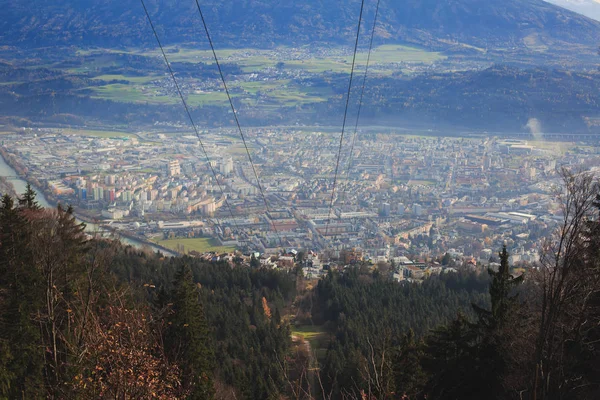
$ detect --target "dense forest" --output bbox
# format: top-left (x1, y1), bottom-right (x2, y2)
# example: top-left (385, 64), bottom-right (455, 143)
top-left (0, 185), bottom-right (295, 399)
top-left (1, 172), bottom-right (599, 399)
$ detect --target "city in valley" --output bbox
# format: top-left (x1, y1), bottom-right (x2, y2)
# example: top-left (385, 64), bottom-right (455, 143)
top-left (1, 126), bottom-right (597, 280)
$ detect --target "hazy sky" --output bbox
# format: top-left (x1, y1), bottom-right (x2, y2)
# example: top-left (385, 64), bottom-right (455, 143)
top-left (544, 0), bottom-right (600, 20)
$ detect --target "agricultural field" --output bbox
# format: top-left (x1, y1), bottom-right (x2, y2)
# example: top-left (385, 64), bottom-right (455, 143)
top-left (78, 44), bottom-right (444, 71)
top-left (88, 83), bottom-right (172, 104)
top-left (61, 129), bottom-right (139, 139)
top-left (47, 43), bottom-right (448, 115)
top-left (91, 74), bottom-right (159, 84)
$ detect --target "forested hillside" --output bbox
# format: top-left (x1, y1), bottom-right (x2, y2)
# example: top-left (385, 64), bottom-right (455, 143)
top-left (1, 175), bottom-right (599, 399)
top-left (317, 65), bottom-right (600, 132)
top-left (0, 187), bottom-right (495, 399)
top-left (2, 60), bottom-right (600, 133)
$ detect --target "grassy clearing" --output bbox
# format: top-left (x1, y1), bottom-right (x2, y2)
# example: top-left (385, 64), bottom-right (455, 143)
top-left (291, 325), bottom-right (329, 352)
top-left (225, 145), bottom-right (257, 155)
top-left (357, 44), bottom-right (445, 64)
top-left (408, 179), bottom-right (437, 186)
top-left (286, 45), bottom-right (444, 73)
top-left (80, 45), bottom-right (442, 74)
top-left (144, 47), bottom-right (257, 63)
top-left (234, 80), bottom-right (291, 94)
top-left (91, 74), bottom-right (159, 84)
top-left (156, 237), bottom-right (235, 254)
top-left (236, 80), bottom-right (331, 105)
top-left (89, 84), bottom-right (178, 105)
top-left (270, 90), bottom-right (328, 105)
top-left (89, 83), bottom-right (234, 106)
top-left (186, 92), bottom-right (230, 106)
top-left (238, 57), bottom-right (278, 72)
top-left (67, 54), bottom-right (126, 73)
top-left (62, 129), bottom-right (138, 139)
top-left (523, 34), bottom-right (549, 53)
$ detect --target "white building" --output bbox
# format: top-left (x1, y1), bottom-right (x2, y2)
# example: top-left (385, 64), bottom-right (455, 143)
top-left (168, 160), bottom-right (181, 176)
top-left (220, 158), bottom-right (233, 176)
top-left (413, 203), bottom-right (423, 216)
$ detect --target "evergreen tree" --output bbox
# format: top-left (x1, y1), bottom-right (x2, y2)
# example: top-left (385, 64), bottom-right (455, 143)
top-left (488, 245), bottom-right (523, 326)
top-left (0, 193), bottom-right (45, 398)
top-left (423, 314), bottom-right (481, 399)
top-left (17, 183), bottom-right (41, 211)
top-left (441, 252), bottom-right (451, 266)
top-left (250, 254), bottom-right (260, 268)
top-left (425, 247), bottom-right (524, 399)
top-left (392, 330), bottom-right (427, 398)
top-left (34, 203), bottom-right (88, 392)
top-left (165, 264), bottom-right (215, 399)
top-left (474, 245), bottom-right (523, 397)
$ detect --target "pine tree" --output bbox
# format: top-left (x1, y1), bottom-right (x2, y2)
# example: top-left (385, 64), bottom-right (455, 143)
top-left (441, 252), bottom-right (451, 266)
top-left (35, 203), bottom-right (88, 392)
top-left (17, 183), bottom-right (41, 211)
top-left (0, 193), bottom-right (45, 398)
top-left (474, 245), bottom-right (523, 328)
top-left (473, 245), bottom-right (523, 397)
top-left (423, 314), bottom-right (481, 399)
top-left (489, 245), bottom-right (523, 325)
top-left (165, 264), bottom-right (215, 399)
top-left (250, 254), bottom-right (260, 268)
top-left (392, 330), bottom-right (427, 398)
top-left (425, 247), bottom-right (524, 399)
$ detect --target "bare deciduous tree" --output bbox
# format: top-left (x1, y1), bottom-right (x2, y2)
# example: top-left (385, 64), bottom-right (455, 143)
top-left (531, 168), bottom-right (600, 400)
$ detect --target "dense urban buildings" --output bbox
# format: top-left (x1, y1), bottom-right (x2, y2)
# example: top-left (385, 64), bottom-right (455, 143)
top-left (1, 126), bottom-right (598, 278)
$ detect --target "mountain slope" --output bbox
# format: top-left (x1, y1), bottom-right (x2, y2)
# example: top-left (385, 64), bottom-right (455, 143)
top-left (1, 0), bottom-right (600, 52)
top-left (544, 0), bottom-right (600, 21)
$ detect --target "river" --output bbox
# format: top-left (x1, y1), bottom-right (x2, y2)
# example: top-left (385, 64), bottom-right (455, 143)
top-left (0, 153), bottom-right (175, 256)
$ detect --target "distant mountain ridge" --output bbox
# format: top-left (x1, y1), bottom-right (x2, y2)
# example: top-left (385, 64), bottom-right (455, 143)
top-left (1, 0), bottom-right (600, 52)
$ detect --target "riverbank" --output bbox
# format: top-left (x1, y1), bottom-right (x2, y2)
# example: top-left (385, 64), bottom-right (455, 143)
top-left (0, 149), bottom-right (176, 256)
top-left (0, 147), bottom-right (51, 207)
top-left (57, 209), bottom-right (178, 257)
top-left (0, 176), bottom-right (17, 198)
top-left (119, 230), bottom-right (180, 257)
